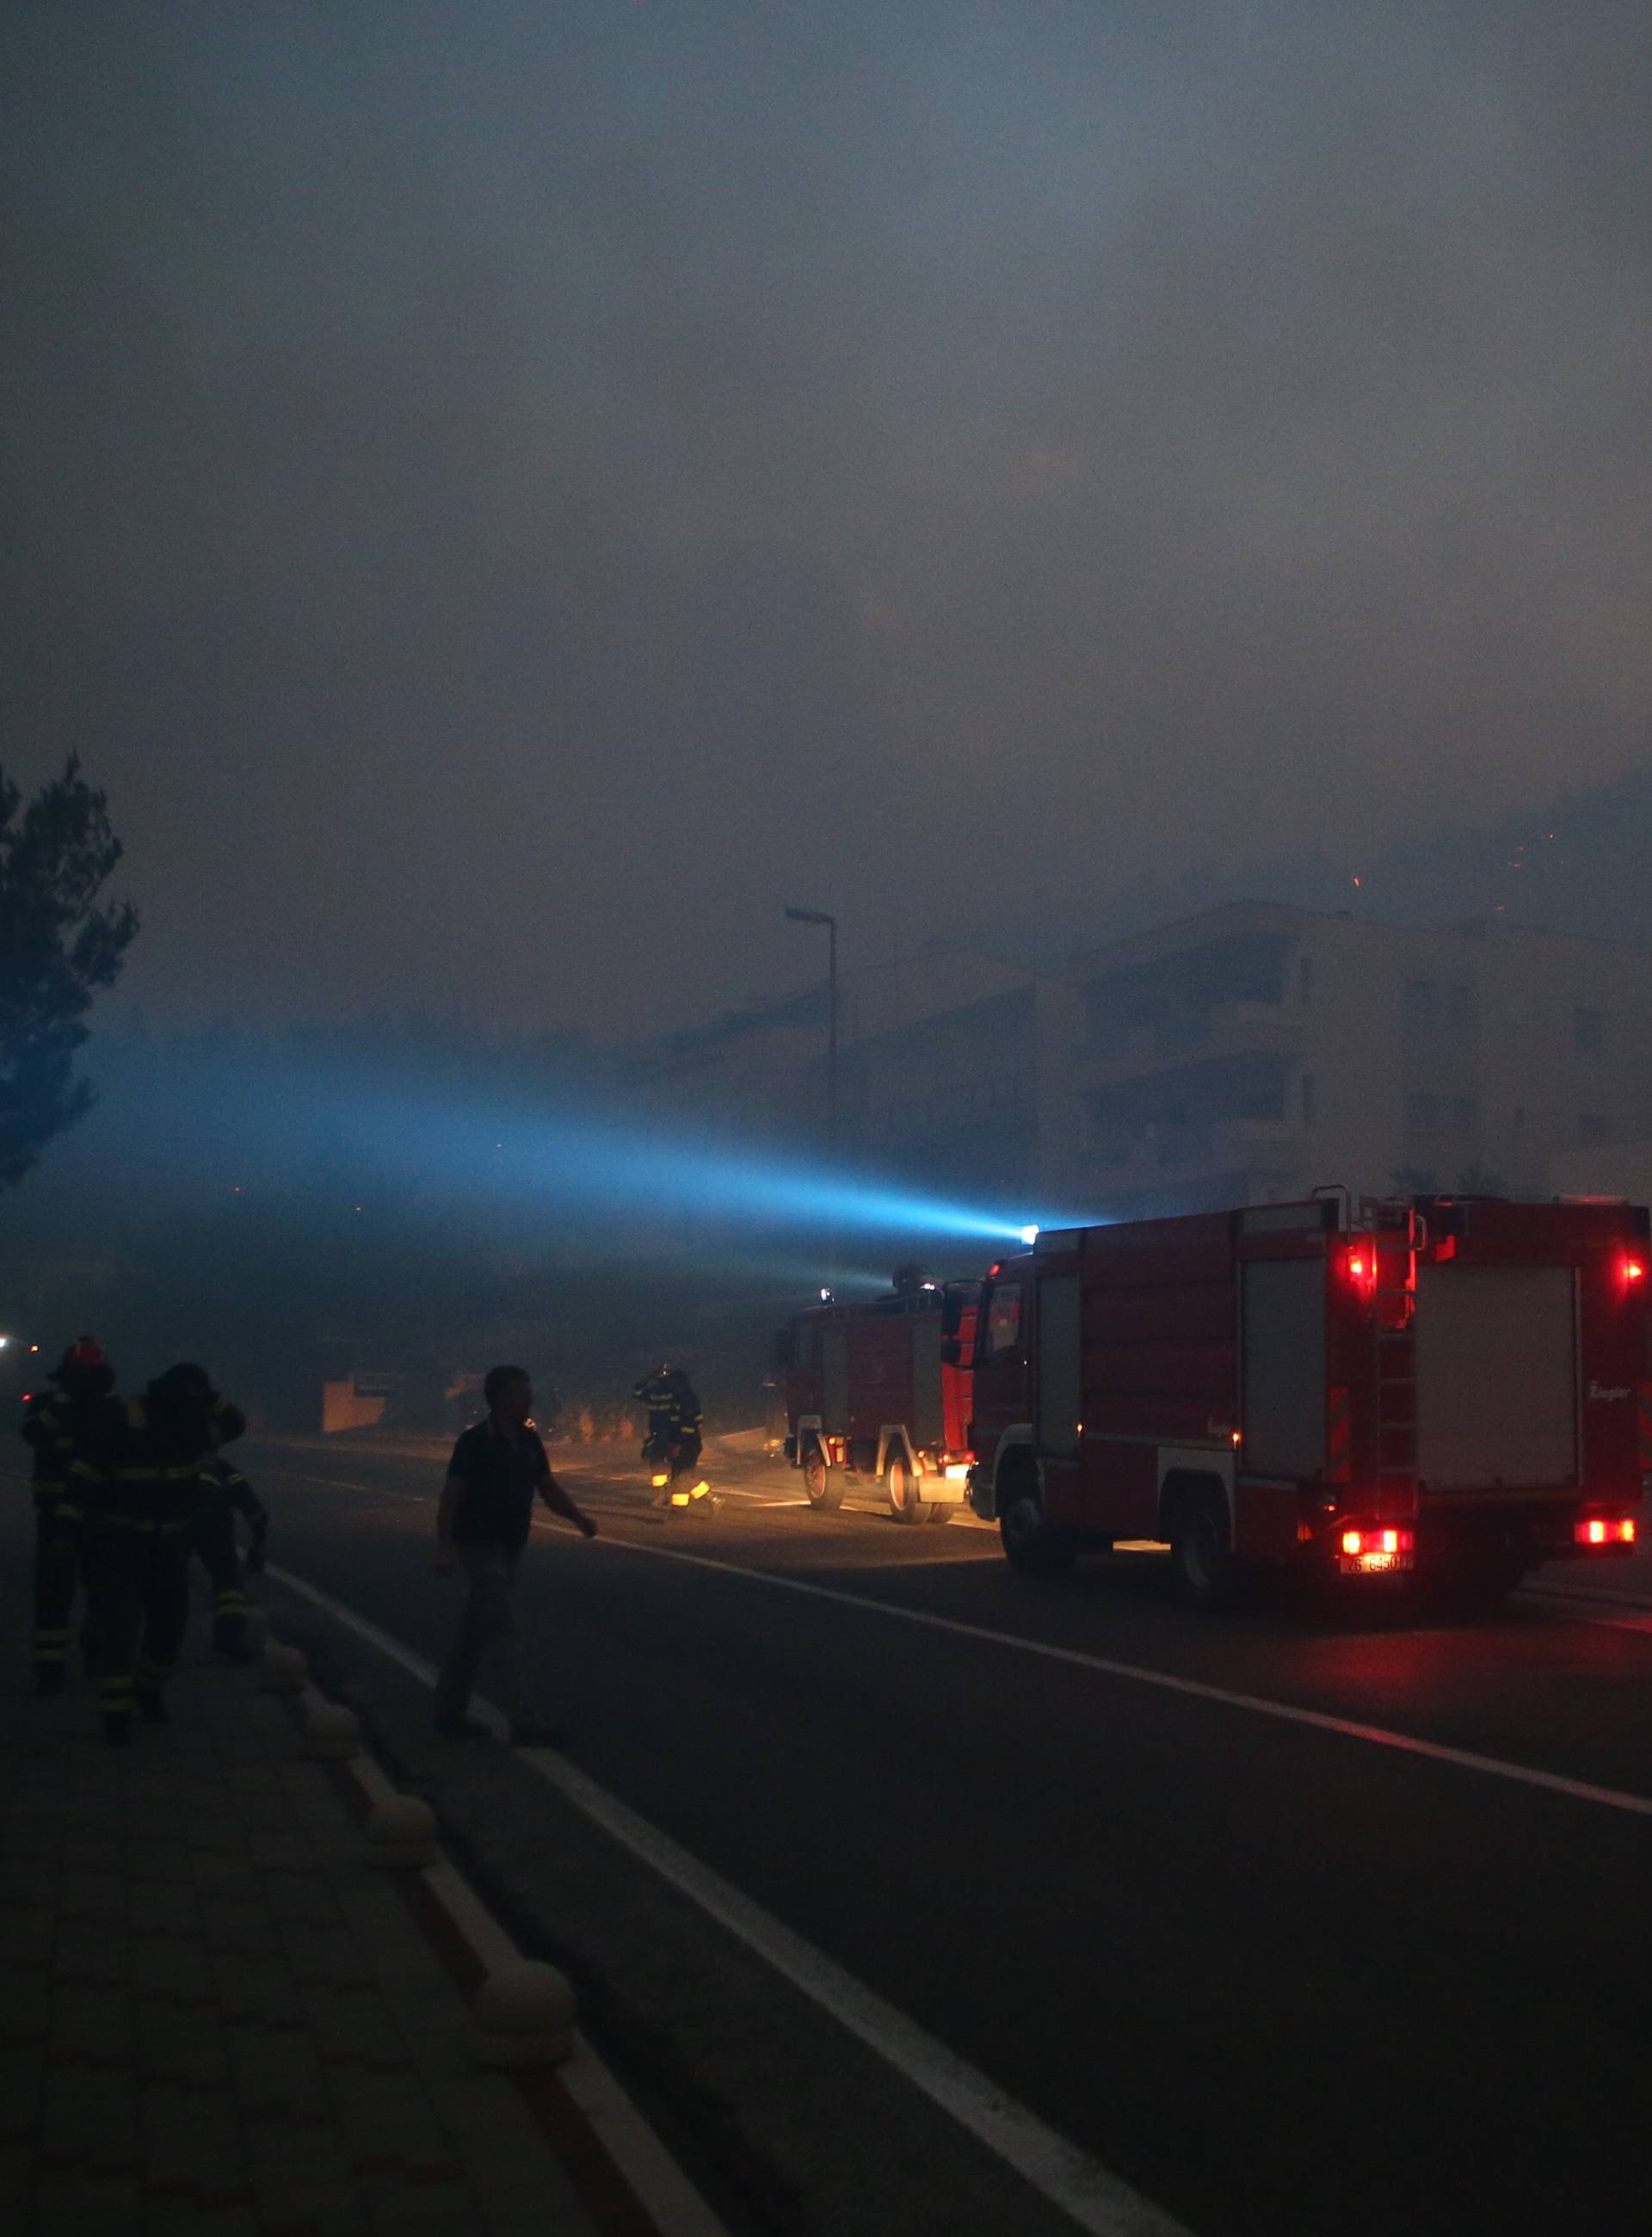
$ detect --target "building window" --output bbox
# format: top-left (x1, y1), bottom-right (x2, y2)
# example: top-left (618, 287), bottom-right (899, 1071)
top-left (1298, 954), bottom-right (1314, 1009)
top-left (1451, 1095), bottom-right (1478, 1135)
top-left (1301, 1073), bottom-right (1317, 1129)
top-left (1404, 980), bottom-right (1439, 1022)
top-left (1406, 1093), bottom-right (1440, 1135)
top-left (1579, 1113), bottom-right (1611, 1147)
top-left (1446, 983), bottom-right (1476, 1029)
top-left (1512, 1106), bottom-right (1526, 1132)
top-left (1575, 1008), bottom-right (1605, 1053)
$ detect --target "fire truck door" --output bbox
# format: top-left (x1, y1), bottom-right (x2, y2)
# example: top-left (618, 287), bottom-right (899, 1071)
top-left (822, 1325), bottom-right (848, 1433)
top-left (1242, 1259), bottom-right (1325, 1479)
top-left (1036, 1275), bottom-right (1082, 1458)
top-left (911, 1319), bottom-right (943, 1448)
top-left (1414, 1264), bottom-right (1577, 1488)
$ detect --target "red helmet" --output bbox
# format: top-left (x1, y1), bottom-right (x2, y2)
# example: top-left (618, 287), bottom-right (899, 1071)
top-left (63, 1337), bottom-right (108, 1370)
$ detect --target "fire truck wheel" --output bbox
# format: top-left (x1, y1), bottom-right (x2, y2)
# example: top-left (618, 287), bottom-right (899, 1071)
top-left (999, 1471), bottom-right (1076, 1576)
top-left (1168, 1482), bottom-right (1238, 1608)
top-left (802, 1443), bottom-right (842, 1511)
top-left (885, 1448), bottom-right (940, 1525)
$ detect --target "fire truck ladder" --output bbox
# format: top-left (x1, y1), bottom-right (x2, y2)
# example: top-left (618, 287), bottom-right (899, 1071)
top-left (1371, 1203), bottom-right (1420, 1513)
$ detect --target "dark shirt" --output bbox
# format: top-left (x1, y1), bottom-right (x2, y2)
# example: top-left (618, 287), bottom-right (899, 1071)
top-left (446, 1420), bottom-right (551, 1548)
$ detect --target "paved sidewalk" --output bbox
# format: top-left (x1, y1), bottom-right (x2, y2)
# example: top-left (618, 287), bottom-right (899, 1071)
top-left (0, 1554), bottom-right (603, 2237)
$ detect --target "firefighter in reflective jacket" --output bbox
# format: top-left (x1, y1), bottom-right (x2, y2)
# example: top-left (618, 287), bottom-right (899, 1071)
top-left (70, 1364), bottom-right (245, 1742)
top-left (193, 1447), bottom-right (269, 1661)
top-left (19, 1337), bottom-right (117, 1694)
top-left (632, 1364), bottom-right (716, 1513)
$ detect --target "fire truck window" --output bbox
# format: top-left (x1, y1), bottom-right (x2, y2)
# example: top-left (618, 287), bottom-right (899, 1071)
top-left (983, 1284), bottom-right (1023, 1358)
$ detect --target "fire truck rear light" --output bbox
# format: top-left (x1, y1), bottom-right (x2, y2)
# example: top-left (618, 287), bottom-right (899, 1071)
top-left (944, 1463), bottom-right (971, 1481)
top-left (1338, 1525), bottom-right (1416, 1573)
top-left (1576, 1517), bottom-right (1636, 1547)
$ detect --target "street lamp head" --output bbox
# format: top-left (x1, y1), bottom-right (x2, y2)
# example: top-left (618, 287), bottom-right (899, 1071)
top-left (784, 905), bottom-right (835, 927)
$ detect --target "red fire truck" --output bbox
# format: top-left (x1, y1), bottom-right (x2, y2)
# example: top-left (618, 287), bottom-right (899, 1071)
top-left (780, 1274), bottom-right (981, 1523)
top-left (966, 1196), bottom-right (1649, 1603)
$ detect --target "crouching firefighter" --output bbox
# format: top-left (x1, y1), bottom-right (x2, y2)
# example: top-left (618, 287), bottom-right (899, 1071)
top-left (20, 1337), bottom-right (117, 1695)
top-left (71, 1365), bottom-right (245, 1742)
top-left (632, 1363), bottom-right (717, 1514)
top-left (192, 1445), bottom-right (269, 1661)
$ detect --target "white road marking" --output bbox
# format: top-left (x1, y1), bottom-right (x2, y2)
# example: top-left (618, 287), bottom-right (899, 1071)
top-left (268, 1563), bottom-right (1190, 2237)
top-left (1516, 1589), bottom-right (1652, 1636)
top-left (1521, 1579), bottom-right (1652, 1616)
top-left (258, 1467), bottom-right (386, 1494)
top-left (522, 1531), bottom-right (1652, 1823)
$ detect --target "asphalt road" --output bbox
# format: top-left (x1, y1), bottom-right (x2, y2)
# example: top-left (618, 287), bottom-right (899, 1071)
top-left (237, 1429), bottom-right (1652, 2237)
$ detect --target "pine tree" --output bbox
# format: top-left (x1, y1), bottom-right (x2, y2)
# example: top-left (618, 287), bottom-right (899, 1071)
top-left (0, 757), bottom-right (139, 1188)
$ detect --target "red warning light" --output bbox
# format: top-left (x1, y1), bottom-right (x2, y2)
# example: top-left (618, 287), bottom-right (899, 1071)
top-left (1342, 1242), bottom-right (1378, 1297)
top-left (1624, 1258), bottom-right (1646, 1285)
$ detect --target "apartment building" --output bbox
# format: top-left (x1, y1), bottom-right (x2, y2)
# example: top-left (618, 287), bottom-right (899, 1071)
top-left (1065, 903), bottom-right (1652, 1219)
top-left (639, 946), bottom-right (1039, 1156)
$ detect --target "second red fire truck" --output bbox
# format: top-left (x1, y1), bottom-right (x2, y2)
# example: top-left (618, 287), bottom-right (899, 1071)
top-left (779, 1267), bottom-right (980, 1523)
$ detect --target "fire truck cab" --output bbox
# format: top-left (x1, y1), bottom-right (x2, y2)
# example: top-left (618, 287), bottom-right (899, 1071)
top-left (780, 1272), bottom-right (980, 1525)
top-left (968, 1196), bottom-right (1649, 1605)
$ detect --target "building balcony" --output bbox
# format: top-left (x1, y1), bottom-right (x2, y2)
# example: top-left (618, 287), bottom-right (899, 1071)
top-left (1079, 1001), bottom-right (1304, 1085)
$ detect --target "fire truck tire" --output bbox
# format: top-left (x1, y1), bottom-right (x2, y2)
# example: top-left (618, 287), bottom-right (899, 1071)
top-left (1168, 1481), bottom-right (1239, 1609)
top-left (885, 1448), bottom-right (940, 1525)
top-left (802, 1443), bottom-right (841, 1511)
top-left (999, 1468), bottom-right (1076, 1576)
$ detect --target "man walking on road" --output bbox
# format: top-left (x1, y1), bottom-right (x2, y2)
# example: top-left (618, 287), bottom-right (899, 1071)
top-left (434, 1365), bottom-right (596, 1747)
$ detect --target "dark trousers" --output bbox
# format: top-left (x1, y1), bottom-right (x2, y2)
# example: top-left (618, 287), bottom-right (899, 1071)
top-left (83, 1525), bottom-right (193, 1723)
top-left (31, 1500), bottom-right (80, 1678)
top-left (192, 1506), bottom-right (249, 1653)
top-left (434, 1544), bottom-right (539, 1728)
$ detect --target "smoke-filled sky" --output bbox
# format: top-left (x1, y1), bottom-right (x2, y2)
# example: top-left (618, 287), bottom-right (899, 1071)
top-left (4, 2), bottom-right (1650, 1039)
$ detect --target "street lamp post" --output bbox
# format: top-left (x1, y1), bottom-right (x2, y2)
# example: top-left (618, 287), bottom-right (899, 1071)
top-left (783, 905), bottom-right (838, 1149)
top-left (785, 905), bottom-right (839, 1289)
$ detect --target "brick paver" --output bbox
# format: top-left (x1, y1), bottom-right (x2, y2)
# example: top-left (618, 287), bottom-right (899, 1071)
top-left (0, 1544), bottom-right (602, 2237)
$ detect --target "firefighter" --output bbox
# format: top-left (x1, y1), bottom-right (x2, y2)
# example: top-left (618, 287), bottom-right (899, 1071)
top-left (19, 1337), bottom-right (117, 1694)
top-left (632, 1362), bottom-right (717, 1513)
top-left (192, 1443), bottom-right (269, 1662)
top-left (71, 1363), bottom-right (243, 1743)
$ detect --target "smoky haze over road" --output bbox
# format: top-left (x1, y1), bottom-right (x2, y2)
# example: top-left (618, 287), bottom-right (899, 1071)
top-left (4, 3), bottom-right (1651, 1038)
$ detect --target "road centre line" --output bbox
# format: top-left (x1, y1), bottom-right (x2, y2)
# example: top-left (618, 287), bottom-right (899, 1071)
top-left (532, 1527), bottom-right (1652, 1824)
top-left (268, 1562), bottom-right (1190, 2237)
